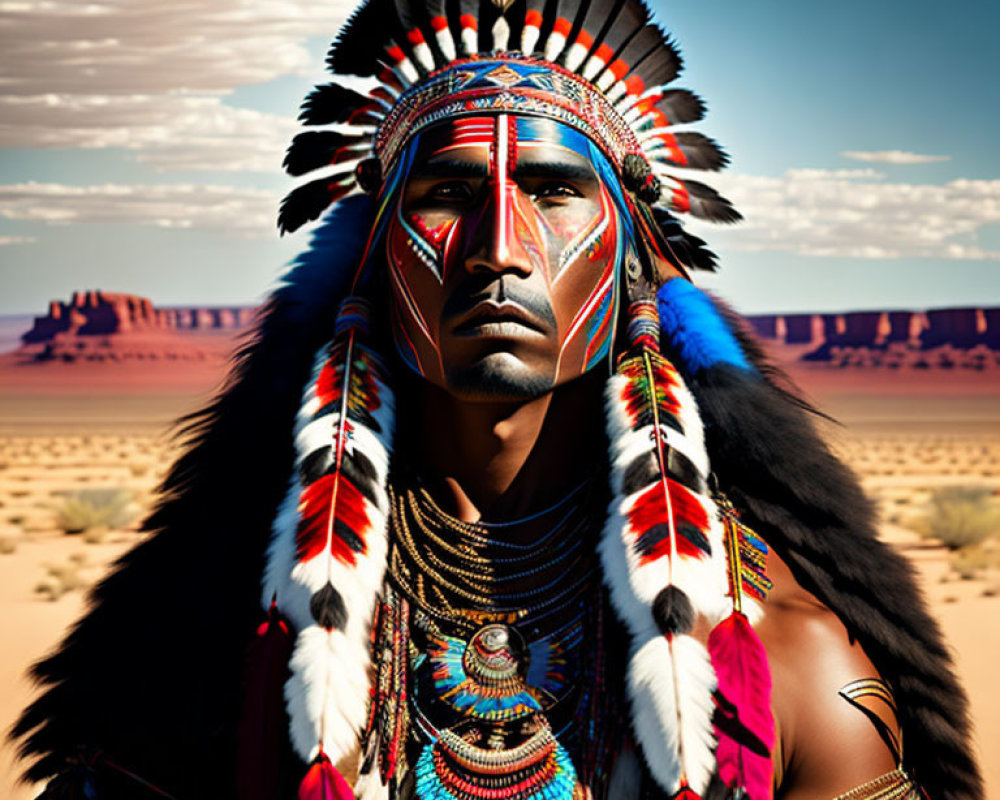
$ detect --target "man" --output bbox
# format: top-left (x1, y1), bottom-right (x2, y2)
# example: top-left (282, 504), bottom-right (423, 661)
top-left (13, 0), bottom-right (981, 799)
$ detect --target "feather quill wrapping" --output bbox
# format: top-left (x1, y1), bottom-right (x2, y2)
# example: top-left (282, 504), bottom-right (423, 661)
top-left (264, 297), bottom-right (394, 780)
top-left (602, 303), bottom-right (728, 795)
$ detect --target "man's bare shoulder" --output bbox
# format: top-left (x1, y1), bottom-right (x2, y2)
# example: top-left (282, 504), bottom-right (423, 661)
top-left (755, 545), bottom-right (903, 799)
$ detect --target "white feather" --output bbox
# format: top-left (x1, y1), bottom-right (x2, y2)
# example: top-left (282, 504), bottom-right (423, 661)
top-left (436, 27), bottom-right (456, 62)
top-left (563, 41), bottom-right (590, 73)
top-left (628, 632), bottom-right (718, 794)
top-left (263, 338), bottom-right (394, 766)
top-left (582, 54), bottom-right (607, 82)
top-left (411, 42), bottom-right (435, 73)
top-left (461, 26), bottom-right (477, 55)
top-left (602, 353), bottom-right (729, 795)
top-left (543, 31), bottom-right (567, 63)
top-left (491, 16), bottom-right (511, 51)
top-left (521, 23), bottom-right (541, 55)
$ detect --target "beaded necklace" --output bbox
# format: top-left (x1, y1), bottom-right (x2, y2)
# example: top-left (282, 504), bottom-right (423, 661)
top-left (364, 477), bottom-right (627, 800)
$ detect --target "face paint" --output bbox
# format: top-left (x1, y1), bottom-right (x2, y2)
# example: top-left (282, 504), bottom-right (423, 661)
top-left (384, 113), bottom-right (633, 400)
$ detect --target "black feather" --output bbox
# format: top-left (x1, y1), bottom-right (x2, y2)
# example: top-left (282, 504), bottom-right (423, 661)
top-left (299, 83), bottom-right (374, 126)
top-left (675, 178), bottom-right (742, 224)
top-left (653, 208), bottom-right (720, 273)
top-left (651, 88), bottom-right (705, 125)
top-left (328, 0), bottom-right (391, 77)
top-left (283, 131), bottom-right (369, 177)
top-left (648, 131), bottom-right (728, 171)
top-left (278, 174), bottom-right (354, 235)
top-left (624, 26), bottom-right (683, 88)
top-left (595, 0), bottom-right (649, 60)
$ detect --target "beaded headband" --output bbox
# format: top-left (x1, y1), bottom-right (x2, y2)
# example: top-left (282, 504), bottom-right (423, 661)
top-left (373, 55), bottom-right (644, 171)
top-left (278, 0), bottom-right (741, 274)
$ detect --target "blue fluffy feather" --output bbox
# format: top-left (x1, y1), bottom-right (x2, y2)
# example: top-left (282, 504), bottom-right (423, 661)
top-left (657, 279), bottom-right (752, 374)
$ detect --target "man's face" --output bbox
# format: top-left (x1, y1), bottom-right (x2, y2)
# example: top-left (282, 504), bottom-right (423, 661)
top-left (384, 113), bottom-right (629, 401)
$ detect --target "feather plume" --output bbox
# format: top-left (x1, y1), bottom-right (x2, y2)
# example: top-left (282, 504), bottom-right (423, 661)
top-left (299, 83), bottom-right (378, 126)
top-left (708, 613), bottom-right (774, 800)
top-left (584, 8), bottom-right (650, 90)
top-left (299, 753), bottom-right (355, 800)
top-left (602, 298), bottom-right (728, 796)
top-left (644, 131), bottom-right (727, 171)
top-left (328, 0), bottom-right (389, 77)
top-left (623, 27), bottom-right (683, 91)
top-left (279, 174), bottom-right (357, 235)
top-left (284, 132), bottom-right (370, 177)
top-left (263, 297), bottom-right (394, 780)
top-left (656, 176), bottom-right (742, 224)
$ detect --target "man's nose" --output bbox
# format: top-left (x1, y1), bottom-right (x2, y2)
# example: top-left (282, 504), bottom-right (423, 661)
top-left (464, 178), bottom-right (537, 277)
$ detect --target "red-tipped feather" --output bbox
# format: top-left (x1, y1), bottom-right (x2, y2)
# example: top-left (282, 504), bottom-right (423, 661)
top-left (708, 613), bottom-right (774, 800)
top-left (237, 600), bottom-right (294, 800)
top-left (299, 753), bottom-right (355, 800)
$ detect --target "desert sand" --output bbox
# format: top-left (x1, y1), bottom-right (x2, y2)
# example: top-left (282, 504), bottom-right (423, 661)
top-left (0, 350), bottom-right (998, 798)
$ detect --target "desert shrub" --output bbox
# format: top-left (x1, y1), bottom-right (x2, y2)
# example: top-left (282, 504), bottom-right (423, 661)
top-left (916, 486), bottom-right (1000, 550)
top-left (54, 488), bottom-right (138, 534)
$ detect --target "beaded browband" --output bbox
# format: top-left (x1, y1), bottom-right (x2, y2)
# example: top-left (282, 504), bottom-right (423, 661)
top-left (373, 55), bottom-right (644, 170)
top-left (277, 0), bottom-right (742, 240)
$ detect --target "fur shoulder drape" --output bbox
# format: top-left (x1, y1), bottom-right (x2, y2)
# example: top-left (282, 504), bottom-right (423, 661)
top-left (11, 196), bottom-right (376, 799)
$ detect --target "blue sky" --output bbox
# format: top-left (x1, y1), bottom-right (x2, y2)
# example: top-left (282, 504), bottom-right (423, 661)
top-left (0, 0), bottom-right (997, 316)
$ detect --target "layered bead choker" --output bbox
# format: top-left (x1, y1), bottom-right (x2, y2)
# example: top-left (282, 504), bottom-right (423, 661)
top-left (364, 477), bottom-right (627, 800)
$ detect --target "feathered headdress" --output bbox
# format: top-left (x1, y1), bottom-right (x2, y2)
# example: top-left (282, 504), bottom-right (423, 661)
top-left (278, 0), bottom-right (741, 251)
top-left (12, 1), bottom-right (982, 800)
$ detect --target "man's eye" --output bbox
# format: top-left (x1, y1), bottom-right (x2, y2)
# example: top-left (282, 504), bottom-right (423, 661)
top-left (429, 181), bottom-right (474, 201)
top-left (533, 181), bottom-right (582, 200)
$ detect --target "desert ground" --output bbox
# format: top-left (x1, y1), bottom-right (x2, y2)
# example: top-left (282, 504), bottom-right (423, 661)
top-left (0, 349), bottom-right (997, 799)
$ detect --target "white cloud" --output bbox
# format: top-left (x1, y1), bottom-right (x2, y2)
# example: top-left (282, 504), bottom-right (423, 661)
top-left (840, 150), bottom-right (951, 165)
top-left (0, 0), bottom-right (353, 96)
top-left (688, 171), bottom-right (1000, 261)
top-left (0, 181), bottom-right (278, 234)
top-left (0, 94), bottom-right (297, 170)
top-left (0, 0), bottom-right (356, 170)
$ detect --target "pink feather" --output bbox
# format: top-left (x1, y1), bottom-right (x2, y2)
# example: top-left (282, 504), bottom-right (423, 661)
top-left (707, 612), bottom-right (774, 800)
top-left (298, 753), bottom-right (355, 800)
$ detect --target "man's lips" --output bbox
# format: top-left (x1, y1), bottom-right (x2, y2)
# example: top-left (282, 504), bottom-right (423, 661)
top-left (450, 301), bottom-right (548, 337)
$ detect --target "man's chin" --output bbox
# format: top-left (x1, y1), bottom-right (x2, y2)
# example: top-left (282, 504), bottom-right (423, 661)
top-left (444, 353), bottom-right (555, 402)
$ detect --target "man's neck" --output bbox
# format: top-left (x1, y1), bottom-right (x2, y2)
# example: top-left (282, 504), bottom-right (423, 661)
top-left (407, 371), bottom-right (606, 523)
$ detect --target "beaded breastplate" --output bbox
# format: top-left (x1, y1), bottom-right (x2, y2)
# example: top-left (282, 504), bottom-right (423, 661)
top-left (366, 480), bottom-right (626, 800)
